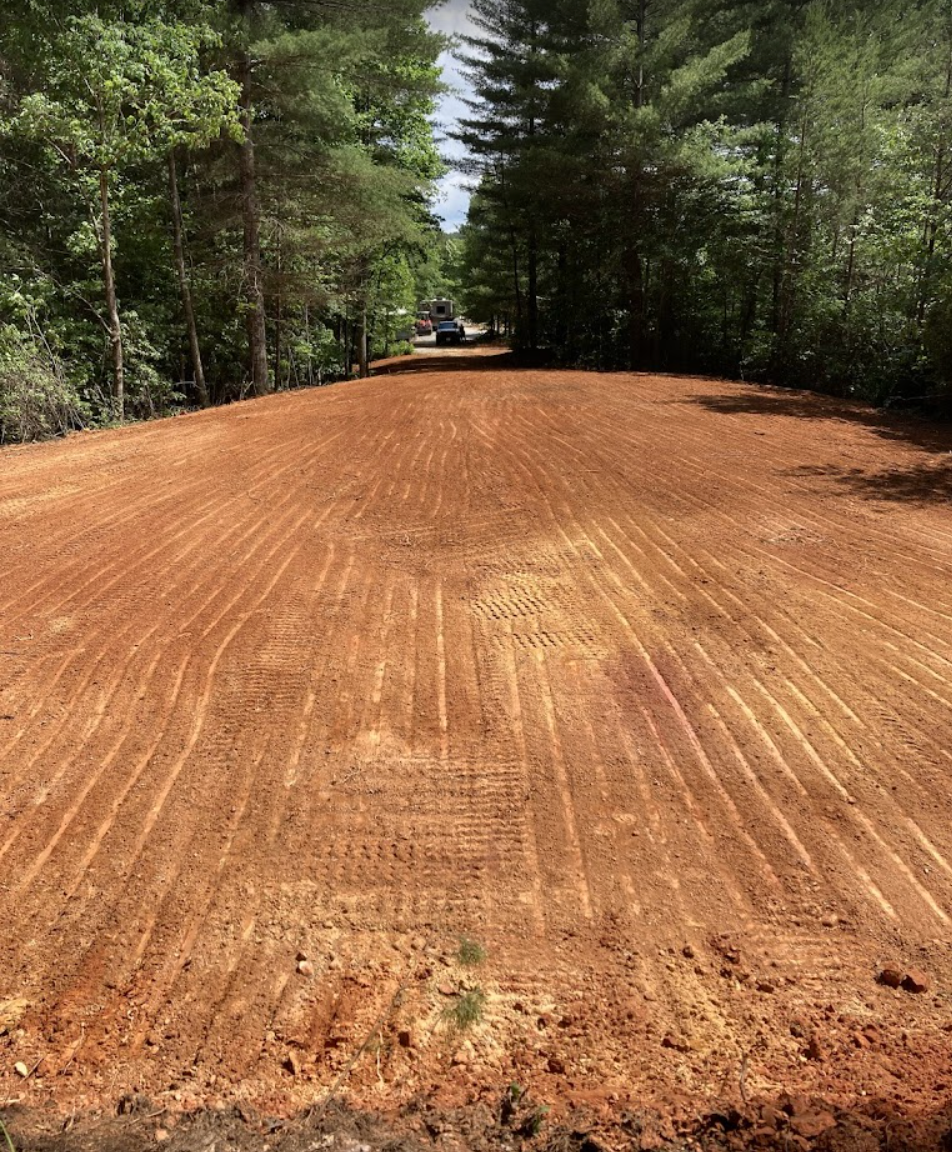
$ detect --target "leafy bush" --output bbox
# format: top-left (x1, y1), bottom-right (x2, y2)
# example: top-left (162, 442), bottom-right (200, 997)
top-left (122, 312), bottom-right (185, 420)
top-left (0, 332), bottom-right (89, 444)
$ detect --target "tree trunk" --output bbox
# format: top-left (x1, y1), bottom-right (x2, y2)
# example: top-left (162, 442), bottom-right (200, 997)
top-left (99, 167), bottom-right (124, 421)
top-left (357, 301), bottom-right (369, 378)
top-left (771, 56), bottom-right (793, 338)
top-left (917, 45), bottom-right (952, 324)
top-left (635, 0), bottom-right (647, 108)
top-left (843, 210), bottom-right (859, 320)
top-left (527, 224), bottom-right (539, 351)
top-left (508, 225), bottom-right (523, 327)
top-left (168, 151), bottom-right (209, 408)
top-left (625, 241), bottom-right (645, 368)
top-left (304, 303), bottom-right (315, 387)
top-left (274, 229), bottom-right (283, 389)
top-left (525, 100), bottom-right (539, 351)
top-left (776, 103), bottom-right (810, 364)
top-left (237, 48), bottom-right (271, 396)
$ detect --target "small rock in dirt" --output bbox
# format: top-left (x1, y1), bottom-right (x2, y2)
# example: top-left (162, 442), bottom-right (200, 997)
top-left (878, 961), bottom-right (904, 989)
top-left (661, 1033), bottom-right (692, 1052)
top-left (297, 960), bottom-right (314, 977)
top-left (397, 1029), bottom-right (413, 1049)
top-left (437, 983), bottom-right (456, 996)
top-left (296, 950), bottom-right (309, 963)
top-left (756, 980), bottom-right (775, 994)
top-left (547, 1055), bottom-right (566, 1074)
top-left (154, 1130), bottom-right (170, 1143)
top-left (0, 998), bottom-right (29, 1037)
top-left (284, 1052), bottom-right (301, 1076)
top-left (821, 914), bottom-right (839, 928)
top-left (790, 1111), bottom-right (837, 1139)
top-left (13, 1061), bottom-right (29, 1078)
top-left (117, 1093), bottom-right (153, 1116)
top-left (902, 968), bottom-right (932, 994)
top-left (759, 1105), bottom-right (784, 1129)
top-left (805, 1036), bottom-right (825, 1062)
top-left (682, 945), bottom-right (695, 960)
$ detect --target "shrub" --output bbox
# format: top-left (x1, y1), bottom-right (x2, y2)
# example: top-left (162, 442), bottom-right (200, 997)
top-left (0, 333), bottom-right (89, 444)
top-left (457, 937), bottom-right (487, 967)
top-left (442, 988), bottom-right (486, 1031)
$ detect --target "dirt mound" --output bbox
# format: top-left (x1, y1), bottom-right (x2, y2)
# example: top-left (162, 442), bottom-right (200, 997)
top-left (7, 1094), bottom-right (952, 1152)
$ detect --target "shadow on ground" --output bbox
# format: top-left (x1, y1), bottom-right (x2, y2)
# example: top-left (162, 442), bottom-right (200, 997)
top-left (7, 1092), bottom-right (952, 1152)
top-left (784, 460), bottom-right (952, 506)
top-left (372, 350), bottom-right (515, 376)
top-left (688, 386), bottom-right (952, 508)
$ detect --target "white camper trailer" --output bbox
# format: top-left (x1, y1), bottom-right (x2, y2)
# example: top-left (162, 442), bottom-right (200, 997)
top-left (428, 299), bottom-right (455, 324)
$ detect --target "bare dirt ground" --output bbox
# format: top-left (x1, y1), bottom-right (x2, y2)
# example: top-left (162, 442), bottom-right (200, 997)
top-left (3, 349), bottom-right (952, 1149)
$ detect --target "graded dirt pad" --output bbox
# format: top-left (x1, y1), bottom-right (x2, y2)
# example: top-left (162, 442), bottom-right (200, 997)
top-left (3, 351), bottom-right (952, 1148)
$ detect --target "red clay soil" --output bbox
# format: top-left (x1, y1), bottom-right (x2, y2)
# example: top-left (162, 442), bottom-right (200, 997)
top-left (3, 349), bottom-right (952, 1147)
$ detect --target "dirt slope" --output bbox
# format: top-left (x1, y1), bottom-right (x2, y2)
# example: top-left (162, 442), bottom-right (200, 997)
top-left (2, 351), bottom-right (952, 1140)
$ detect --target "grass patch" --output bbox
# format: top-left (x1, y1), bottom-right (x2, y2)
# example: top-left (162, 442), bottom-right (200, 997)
top-left (443, 987), bottom-right (486, 1031)
top-left (456, 936), bottom-right (487, 967)
top-left (0, 1116), bottom-right (16, 1152)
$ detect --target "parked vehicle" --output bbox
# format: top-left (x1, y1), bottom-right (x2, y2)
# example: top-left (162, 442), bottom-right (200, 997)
top-left (428, 298), bottom-right (455, 325)
top-left (435, 320), bottom-right (465, 346)
top-left (415, 315), bottom-right (433, 336)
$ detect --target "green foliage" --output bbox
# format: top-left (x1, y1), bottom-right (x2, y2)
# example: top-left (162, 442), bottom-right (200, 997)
top-left (9, 16), bottom-right (240, 169)
top-left (0, 0), bottom-right (445, 433)
top-left (0, 329), bottom-right (89, 444)
top-left (458, 0), bottom-right (952, 406)
top-left (442, 988), bottom-right (486, 1031)
top-left (0, 1114), bottom-right (16, 1152)
top-left (456, 937), bottom-right (487, 967)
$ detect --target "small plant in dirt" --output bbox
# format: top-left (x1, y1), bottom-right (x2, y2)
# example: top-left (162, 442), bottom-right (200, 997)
top-left (501, 1083), bottom-right (524, 1123)
top-left (443, 987), bottom-right (486, 1030)
top-left (457, 936), bottom-right (487, 967)
top-left (501, 1084), bottom-right (549, 1138)
top-left (519, 1104), bottom-right (549, 1139)
top-left (0, 1115), bottom-right (16, 1152)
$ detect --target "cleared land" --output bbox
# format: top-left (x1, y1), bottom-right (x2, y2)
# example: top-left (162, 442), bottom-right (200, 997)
top-left (3, 350), bottom-right (952, 1140)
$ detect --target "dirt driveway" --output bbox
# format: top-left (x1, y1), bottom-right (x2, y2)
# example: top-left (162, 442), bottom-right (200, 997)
top-left (2, 350), bottom-right (952, 1146)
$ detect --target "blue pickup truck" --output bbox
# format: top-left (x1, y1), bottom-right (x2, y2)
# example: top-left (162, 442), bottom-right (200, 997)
top-left (435, 321), bottom-right (466, 346)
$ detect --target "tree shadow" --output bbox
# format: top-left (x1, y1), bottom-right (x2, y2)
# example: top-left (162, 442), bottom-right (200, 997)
top-left (688, 386), bottom-right (952, 507)
top-left (371, 349), bottom-right (515, 376)
top-left (786, 460), bottom-right (952, 506)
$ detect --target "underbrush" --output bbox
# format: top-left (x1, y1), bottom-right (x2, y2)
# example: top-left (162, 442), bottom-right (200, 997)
top-left (0, 333), bottom-right (89, 444)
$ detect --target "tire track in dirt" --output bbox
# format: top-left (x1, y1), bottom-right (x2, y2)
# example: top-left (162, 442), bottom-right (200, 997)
top-left (5, 357), bottom-right (952, 1121)
top-left (529, 390), bottom-right (952, 926)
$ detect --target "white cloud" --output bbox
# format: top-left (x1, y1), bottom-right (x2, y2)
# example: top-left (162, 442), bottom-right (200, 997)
top-left (427, 0), bottom-right (476, 38)
top-left (427, 2), bottom-right (476, 230)
top-left (435, 170), bottom-right (473, 231)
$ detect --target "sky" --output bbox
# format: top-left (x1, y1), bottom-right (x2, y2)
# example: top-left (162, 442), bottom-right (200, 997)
top-left (427, 0), bottom-right (476, 232)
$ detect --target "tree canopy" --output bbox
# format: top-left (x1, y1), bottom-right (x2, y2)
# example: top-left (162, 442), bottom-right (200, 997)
top-left (456, 0), bottom-right (952, 407)
top-left (0, 0), bottom-right (448, 438)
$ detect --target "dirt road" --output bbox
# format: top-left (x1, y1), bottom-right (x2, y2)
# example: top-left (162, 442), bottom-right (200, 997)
top-left (3, 350), bottom-right (952, 1140)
